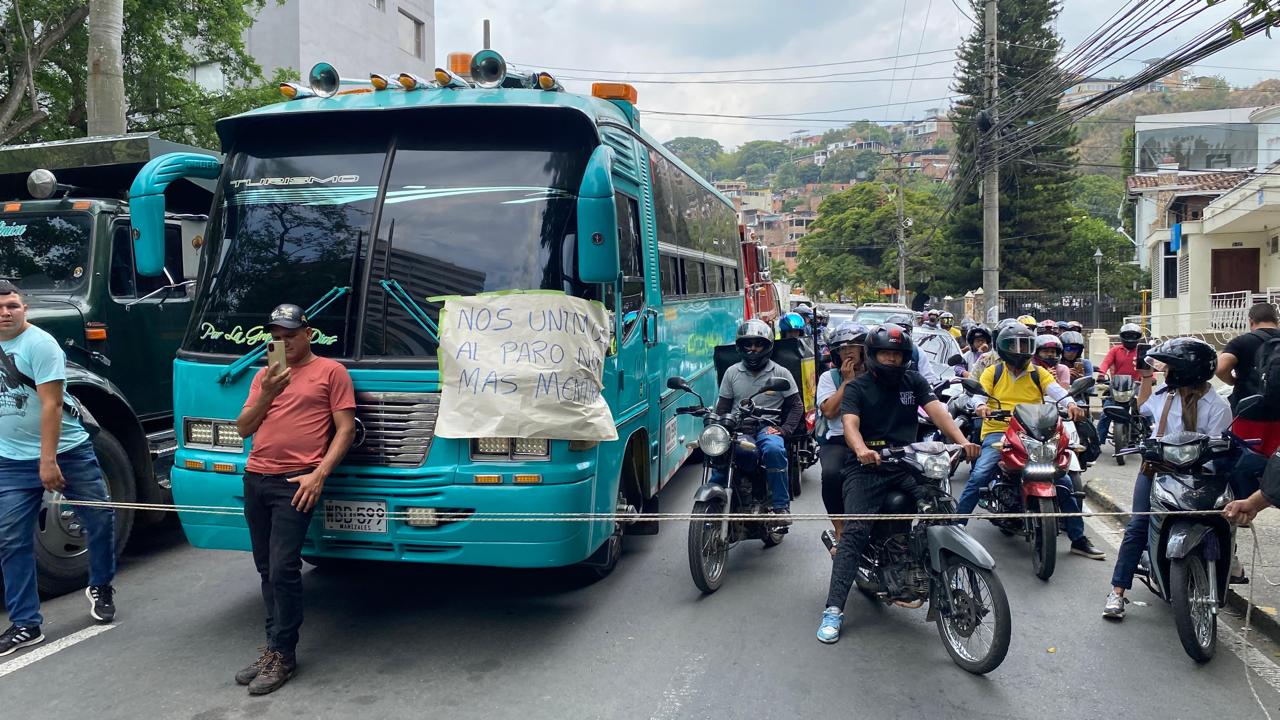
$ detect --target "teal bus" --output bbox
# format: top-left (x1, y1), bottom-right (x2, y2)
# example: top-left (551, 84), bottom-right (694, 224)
top-left (128, 53), bottom-right (746, 575)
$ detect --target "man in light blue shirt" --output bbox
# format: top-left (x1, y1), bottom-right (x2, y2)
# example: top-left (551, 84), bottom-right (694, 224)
top-left (0, 280), bottom-right (117, 657)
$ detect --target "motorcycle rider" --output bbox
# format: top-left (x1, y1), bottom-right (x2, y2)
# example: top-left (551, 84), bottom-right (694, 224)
top-left (793, 304), bottom-right (815, 337)
top-left (1017, 314), bottom-right (1038, 331)
top-left (1060, 331), bottom-right (1094, 380)
top-left (955, 323), bottom-right (1106, 560)
top-left (1103, 338), bottom-right (1230, 619)
top-left (816, 326), bottom-right (980, 643)
top-left (941, 312), bottom-right (962, 343)
top-left (1066, 320), bottom-right (1085, 334)
top-left (1033, 334), bottom-right (1071, 388)
top-left (883, 314), bottom-right (941, 385)
top-left (1096, 323), bottom-right (1145, 447)
top-left (816, 323), bottom-right (869, 555)
top-left (1036, 319), bottom-right (1060, 337)
top-left (922, 309), bottom-right (942, 330)
top-left (713, 320), bottom-right (802, 523)
top-left (779, 312), bottom-right (807, 341)
top-left (963, 325), bottom-right (993, 374)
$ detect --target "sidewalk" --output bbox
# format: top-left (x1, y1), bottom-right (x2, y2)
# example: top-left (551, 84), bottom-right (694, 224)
top-left (1084, 457), bottom-right (1280, 641)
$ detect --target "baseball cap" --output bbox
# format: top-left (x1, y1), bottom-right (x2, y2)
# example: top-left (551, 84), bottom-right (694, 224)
top-left (265, 303), bottom-right (308, 329)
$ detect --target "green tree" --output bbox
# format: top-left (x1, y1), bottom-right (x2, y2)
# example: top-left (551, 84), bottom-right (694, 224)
top-left (735, 140), bottom-right (790, 175)
top-left (772, 162), bottom-right (801, 191)
top-left (1070, 175), bottom-right (1125, 225)
top-left (744, 162), bottom-right (769, 186)
top-left (819, 149), bottom-right (882, 183)
top-left (939, 0), bottom-right (1079, 294)
top-left (664, 136), bottom-right (724, 179)
top-left (2, 0), bottom-right (277, 147)
top-left (1064, 215), bottom-right (1142, 299)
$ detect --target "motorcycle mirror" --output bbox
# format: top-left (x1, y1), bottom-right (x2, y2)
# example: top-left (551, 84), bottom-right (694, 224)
top-left (947, 353), bottom-right (965, 367)
top-left (1103, 406), bottom-right (1131, 424)
top-left (1236, 394), bottom-right (1265, 417)
top-left (1068, 376), bottom-right (1096, 395)
top-left (960, 378), bottom-right (985, 396)
top-left (666, 376), bottom-right (691, 392)
top-left (763, 378), bottom-right (791, 392)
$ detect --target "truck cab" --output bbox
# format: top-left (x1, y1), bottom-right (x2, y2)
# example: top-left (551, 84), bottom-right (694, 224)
top-left (0, 133), bottom-right (215, 594)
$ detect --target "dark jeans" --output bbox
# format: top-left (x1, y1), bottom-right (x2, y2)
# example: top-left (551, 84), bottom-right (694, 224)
top-left (1110, 473), bottom-right (1151, 590)
top-left (1227, 448), bottom-right (1266, 499)
top-left (243, 471), bottom-right (315, 659)
top-left (825, 465), bottom-right (923, 611)
top-left (819, 440), bottom-right (849, 518)
top-left (0, 442), bottom-right (115, 627)
top-left (710, 428), bottom-right (790, 509)
top-left (1096, 399), bottom-right (1121, 445)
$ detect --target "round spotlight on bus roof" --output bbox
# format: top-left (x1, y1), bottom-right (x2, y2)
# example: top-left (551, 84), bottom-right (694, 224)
top-left (469, 49), bottom-right (507, 89)
top-left (309, 62), bottom-right (340, 98)
top-left (26, 168), bottom-right (57, 199)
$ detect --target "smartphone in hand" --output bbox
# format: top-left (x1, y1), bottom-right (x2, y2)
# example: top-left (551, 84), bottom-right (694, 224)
top-left (1136, 342), bottom-right (1151, 370)
top-left (266, 340), bottom-right (287, 371)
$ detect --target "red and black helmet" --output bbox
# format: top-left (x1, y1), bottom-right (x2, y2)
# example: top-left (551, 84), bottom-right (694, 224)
top-left (865, 324), bottom-right (914, 383)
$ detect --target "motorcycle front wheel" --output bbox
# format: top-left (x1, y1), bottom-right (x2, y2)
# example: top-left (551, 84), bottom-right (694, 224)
top-left (1031, 497), bottom-right (1057, 581)
top-left (688, 499), bottom-right (729, 594)
top-left (936, 558), bottom-right (1012, 675)
top-left (1171, 551), bottom-right (1217, 663)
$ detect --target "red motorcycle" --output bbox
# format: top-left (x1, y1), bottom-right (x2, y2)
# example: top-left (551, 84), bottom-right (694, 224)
top-left (960, 377), bottom-right (1094, 580)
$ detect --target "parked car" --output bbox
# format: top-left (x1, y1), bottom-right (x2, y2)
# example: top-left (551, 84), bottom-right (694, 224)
top-left (821, 303), bottom-right (858, 328)
top-left (853, 302), bottom-right (914, 327)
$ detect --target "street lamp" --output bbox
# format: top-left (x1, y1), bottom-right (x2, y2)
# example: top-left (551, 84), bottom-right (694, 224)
top-left (1093, 248), bottom-right (1103, 331)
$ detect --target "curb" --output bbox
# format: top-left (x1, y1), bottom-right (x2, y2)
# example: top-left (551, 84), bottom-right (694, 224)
top-left (1084, 483), bottom-right (1280, 644)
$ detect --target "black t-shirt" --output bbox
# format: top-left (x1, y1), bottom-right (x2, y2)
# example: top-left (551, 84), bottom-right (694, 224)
top-left (1224, 328), bottom-right (1280, 407)
top-left (839, 371), bottom-right (937, 449)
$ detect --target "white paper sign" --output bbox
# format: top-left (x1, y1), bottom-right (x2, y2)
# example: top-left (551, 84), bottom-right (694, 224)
top-left (436, 292), bottom-right (617, 441)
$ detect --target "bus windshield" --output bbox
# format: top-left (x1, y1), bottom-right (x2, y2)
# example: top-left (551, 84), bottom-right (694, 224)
top-left (184, 109), bottom-right (596, 359)
top-left (0, 213), bottom-right (92, 293)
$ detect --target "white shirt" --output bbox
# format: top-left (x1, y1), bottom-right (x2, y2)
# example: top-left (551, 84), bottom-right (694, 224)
top-left (1140, 384), bottom-right (1232, 438)
top-left (815, 368), bottom-right (846, 439)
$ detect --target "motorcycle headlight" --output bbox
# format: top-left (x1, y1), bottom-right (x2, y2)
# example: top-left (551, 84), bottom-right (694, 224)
top-left (1021, 434), bottom-right (1059, 463)
top-left (1111, 389), bottom-right (1134, 403)
top-left (1161, 443), bottom-right (1201, 468)
top-left (699, 424), bottom-right (732, 457)
top-left (912, 451), bottom-right (951, 480)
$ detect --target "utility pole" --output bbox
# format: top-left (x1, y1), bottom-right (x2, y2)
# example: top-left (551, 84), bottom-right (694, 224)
top-left (981, 0), bottom-right (1000, 323)
top-left (896, 163), bottom-right (908, 306)
top-left (87, 0), bottom-right (126, 136)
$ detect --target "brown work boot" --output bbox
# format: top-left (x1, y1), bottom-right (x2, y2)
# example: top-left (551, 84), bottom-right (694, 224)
top-left (247, 650), bottom-right (296, 695)
top-left (234, 647), bottom-right (271, 686)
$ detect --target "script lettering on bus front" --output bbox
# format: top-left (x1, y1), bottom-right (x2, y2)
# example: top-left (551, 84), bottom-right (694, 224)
top-left (228, 175), bottom-right (360, 188)
top-left (199, 322), bottom-right (338, 347)
top-left (436, 293), bottom-right (617, 441)
top-left (0, 220), bottom-right (28, 238)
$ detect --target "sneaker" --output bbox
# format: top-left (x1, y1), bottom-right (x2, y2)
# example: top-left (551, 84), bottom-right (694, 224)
top-left (0, 624), bottom-right (44, 657)
top-left (1102, 591), bottom-right (1129, 620)
top-left (816, 607), bottom-right (844, 644)
top-left (771, 507), bottom-right (792, 529)
top-left (86, 585), bottom-right (115, 623)
top-left (247, 650), bottom-right (296, 695)
top-left (235, 647), bottom-right (272, 686)
top-left (1070, 536), bottom-right (1106, 560)
top-left (1231, 554), bottom-right (1250, 585)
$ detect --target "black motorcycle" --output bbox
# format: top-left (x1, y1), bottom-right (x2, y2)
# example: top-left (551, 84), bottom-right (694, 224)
top-left (668, 376), bottom-right (792, 594)
top-left (1106, 402), bottom-right (1259, 662)
top-left (852, 442), bottom-right (1012, 675)
top-left (1101, 375), bottom-right (1138, 465)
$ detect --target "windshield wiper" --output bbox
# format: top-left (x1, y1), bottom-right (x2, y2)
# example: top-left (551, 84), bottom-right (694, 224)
top-left (379, 278), bottom-right (439, 344)
top-left (216, 285), bottom-right (351, 385)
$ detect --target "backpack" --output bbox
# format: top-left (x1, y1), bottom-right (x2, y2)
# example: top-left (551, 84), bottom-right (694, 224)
top-left (992, 362), bottom-right (1044, 394)
top-left (814, 368), bottom-right (842, 440)
top-left (1242, 328), bottom-right (1280, 421)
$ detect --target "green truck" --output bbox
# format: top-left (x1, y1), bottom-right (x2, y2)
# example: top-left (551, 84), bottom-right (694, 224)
top-left (0, 134), bottom-right (215, 594)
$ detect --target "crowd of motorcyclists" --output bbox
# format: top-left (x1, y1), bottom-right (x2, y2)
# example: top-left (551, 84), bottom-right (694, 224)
top-left (701, 299), bottom-right (1280, 658)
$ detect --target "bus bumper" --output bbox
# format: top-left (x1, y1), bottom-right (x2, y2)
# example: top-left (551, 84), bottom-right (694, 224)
top-left (169, 467), bottom-right (612, 568)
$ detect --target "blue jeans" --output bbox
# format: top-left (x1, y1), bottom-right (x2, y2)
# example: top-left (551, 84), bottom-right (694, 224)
top-left (1096, 399), bottom-right (1121, 445)
top-left (0, 443), bottom-right (116, 627)
top-left (955, 432), bottom-right (1086, 541)
top-left (710, 427), bottom-right (790, 509)
top-left (1111, 473), bottom-right (1151, 590)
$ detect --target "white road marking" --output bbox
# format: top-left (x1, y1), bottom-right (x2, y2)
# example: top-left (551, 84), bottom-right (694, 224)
top-left (0, 624), bottom-right (117, 679)
top-left (650, 652), bottom-right (706, 720)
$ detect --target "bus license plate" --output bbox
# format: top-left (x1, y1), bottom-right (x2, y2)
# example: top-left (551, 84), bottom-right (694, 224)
top-left (323, 500), bottom-right (387, 534)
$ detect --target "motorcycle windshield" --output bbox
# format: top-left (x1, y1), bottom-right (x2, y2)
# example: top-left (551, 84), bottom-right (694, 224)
top-left (1161, 430), bottom-right (1207, 446)
top-left (1014, 403), bottom-right (1060, 440)
top-left (1111, 375), bottom-right (1134, 391)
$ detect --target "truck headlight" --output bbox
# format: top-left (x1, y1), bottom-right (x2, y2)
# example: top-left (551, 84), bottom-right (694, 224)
top-left (184, 418), bottom-right (243, 452)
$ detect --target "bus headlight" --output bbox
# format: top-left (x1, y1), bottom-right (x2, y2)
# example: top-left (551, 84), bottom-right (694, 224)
top-left (699, 425), bottom-right (732, 457)
top-left (471, 437), bottom-right (549, 460)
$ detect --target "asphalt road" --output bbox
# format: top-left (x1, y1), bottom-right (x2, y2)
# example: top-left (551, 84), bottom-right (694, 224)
top-left (5, 461), bottom-right (1280, 720)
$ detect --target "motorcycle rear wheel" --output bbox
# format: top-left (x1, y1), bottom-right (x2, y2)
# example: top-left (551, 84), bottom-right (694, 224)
top-left (688, 499), bottom-right (728, 594)
top-left (1031, 497), bottom-right (1057, 581)
top-left (936, 558), bottom-right (1012, 675)
top-left (1171, 552), bottom-right (1217, 663)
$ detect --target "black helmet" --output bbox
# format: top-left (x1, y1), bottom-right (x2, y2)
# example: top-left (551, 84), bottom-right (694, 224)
top-left (1118, 322), bottom-right (1143, 349)
top-left (996, 323), bottom-right (1036, 370)
top-left (735, 319), bottom-right (775, 371)
top-left (828, 322), bottom-right (868, 364)
top-left (966, 324), bottom-right (993, 348)
top-left (1146, 338), bottom-right (1217, 389)
top-left (883, 313), bottom-right (915, 332)
top-left (864, 324), bottom-right (914, 384)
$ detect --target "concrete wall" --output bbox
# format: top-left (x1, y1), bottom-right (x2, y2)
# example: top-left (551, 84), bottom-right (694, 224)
top-left (244, 0), bottom-right (301, 80)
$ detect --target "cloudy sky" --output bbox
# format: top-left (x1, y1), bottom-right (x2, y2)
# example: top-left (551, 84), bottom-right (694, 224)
top-left (434, 0), bottom-right (1280, 150)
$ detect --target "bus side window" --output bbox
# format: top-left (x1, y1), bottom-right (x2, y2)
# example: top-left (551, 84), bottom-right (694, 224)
top-left (706, 263), bottom-right (723, 294)
top-left (683, 259), bottom-right (705, 295)
top-left (611, 193), bottom-right (645, 339)
top-left (660, 253), bottom-right (680, 296)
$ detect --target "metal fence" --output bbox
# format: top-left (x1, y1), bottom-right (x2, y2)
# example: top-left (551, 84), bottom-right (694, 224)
top-left (927, 290), bottom-right (1141, 334)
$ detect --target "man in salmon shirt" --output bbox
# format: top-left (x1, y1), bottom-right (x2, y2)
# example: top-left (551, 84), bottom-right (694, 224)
top-left (233, 303), bottom-right (356, 695)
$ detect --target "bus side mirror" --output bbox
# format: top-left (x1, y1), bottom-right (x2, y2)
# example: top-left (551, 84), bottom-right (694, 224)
top-left (129, 153), bottom-right (221, 276)
top-left (576, 145), bottom-right (620, 284)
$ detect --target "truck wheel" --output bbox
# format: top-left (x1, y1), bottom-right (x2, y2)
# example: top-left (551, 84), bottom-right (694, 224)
top-left (35, 432), bottom-right (136, 597)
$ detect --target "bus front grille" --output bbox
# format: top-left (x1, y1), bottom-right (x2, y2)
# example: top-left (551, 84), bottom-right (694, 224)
top-left (348, 392), bottom-right (440, 467)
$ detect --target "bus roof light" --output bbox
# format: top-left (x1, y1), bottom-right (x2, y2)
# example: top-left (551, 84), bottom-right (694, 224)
top-left (591, 82), bottom-right (638, 104)
top-left (370, 73), bottom-right (393, 91)
top-left (279, 82), bottom-right (315, 100)
top-left (434, 67), bottom-right (470, 89)
top-left (447, 52), bottom-right (473, 77)
top-left (533, 72), bottom-right (561, 91)
top-left (398, 72), bottom-right (431, 91)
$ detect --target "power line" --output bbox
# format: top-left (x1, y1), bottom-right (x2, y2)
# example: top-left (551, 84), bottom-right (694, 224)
top-left (563, 73), bottom-right (958, 86)
top-left (509, 48), bottom-right (957, 77)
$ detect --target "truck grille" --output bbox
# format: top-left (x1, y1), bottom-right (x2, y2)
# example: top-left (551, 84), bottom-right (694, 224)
top-left (347, 392), bottom-right (439, 467)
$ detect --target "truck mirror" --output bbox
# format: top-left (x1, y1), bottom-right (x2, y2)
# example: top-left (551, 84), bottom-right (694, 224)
top-left (576, 145), bottom-right (620, 284)
top-left (129, 153), bottom-right (221, 276)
